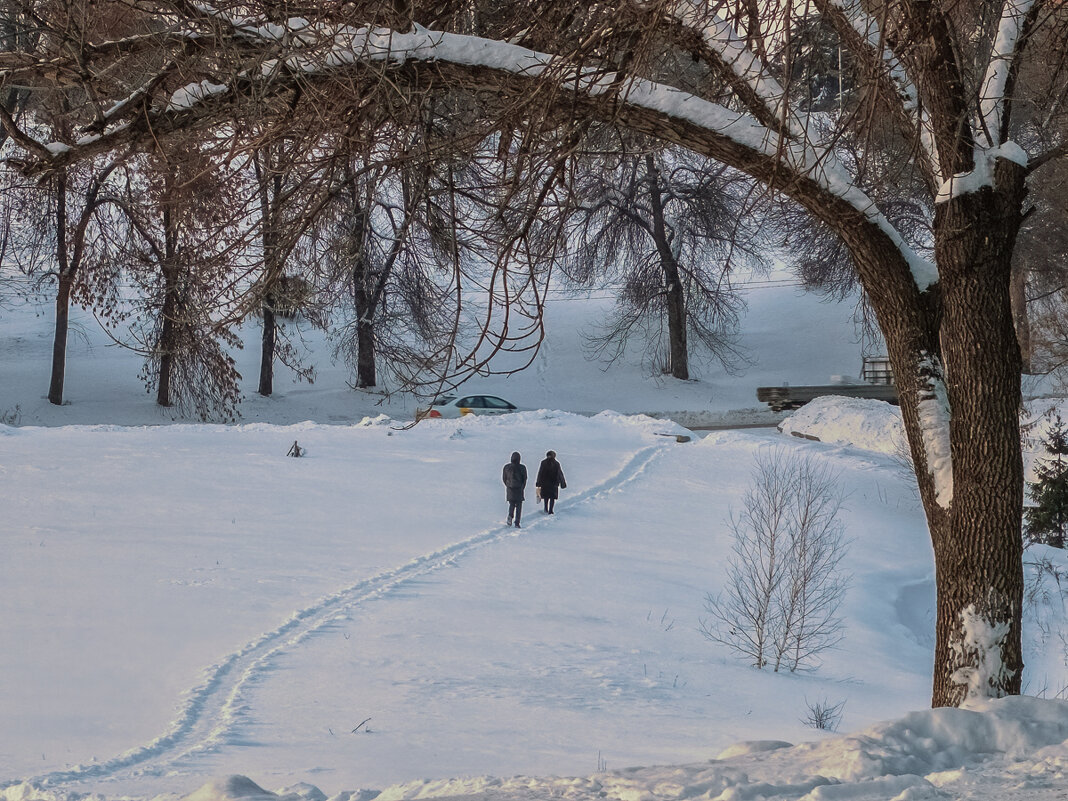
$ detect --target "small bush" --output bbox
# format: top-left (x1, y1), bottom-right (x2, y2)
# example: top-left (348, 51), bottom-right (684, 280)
top-left (701, 448), bottom-right (850, 672)
top-left (801, 696), bottom-right (846, 731)
top-left (0, 405), bottom-right (20, 425)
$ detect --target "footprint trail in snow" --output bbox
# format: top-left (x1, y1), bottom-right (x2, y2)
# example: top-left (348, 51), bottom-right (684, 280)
top-left (22, 441), bottom-right (671, 789)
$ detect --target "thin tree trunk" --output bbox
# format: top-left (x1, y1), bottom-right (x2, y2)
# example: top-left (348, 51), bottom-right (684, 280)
top-left (353, 255), bottom-right (377, 388)
top-left (356, 320), bottom-right (376, 388)
top-left (48, 274), bottom-right (72, 406)
top-left (259, 295), bottom-right (276, 397)
top-left (157, 270), bottom-right (178, 407)
top-left (48, 170), bottom-right (70, 406)
top-left (346, 174), bottom-right (377, 389)
top-left (157, 202), bottom-right (179, 408)
top-left (257, 168), bottom-right (282, 397)
top-left (645, 154), bottom-right (689, 380)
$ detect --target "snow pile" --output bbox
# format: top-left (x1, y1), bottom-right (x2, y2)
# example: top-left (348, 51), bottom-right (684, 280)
top-left (777, 395), bottom-right (905, 455)
top-left (9, 696), bottom-right (1056, 801)
top-left (802, 696), bottom-right (1068, 783)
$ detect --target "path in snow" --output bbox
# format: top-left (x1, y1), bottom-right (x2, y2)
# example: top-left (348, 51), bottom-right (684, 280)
top-left (23, 442), bottom-right (671, 790)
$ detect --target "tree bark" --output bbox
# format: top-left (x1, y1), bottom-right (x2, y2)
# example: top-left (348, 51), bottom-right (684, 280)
top-left (787, 160), bottom-right (1025, 707)
top-left (645, 154), bottom-right (689, 380)
top-left (48, 274), bottom-right (72, 406)
top-left (47, 161), bottom-right (119, 406)
top-left (353, 252), bottom-right (377, 388)
top-left (157, 269), bottom-right (178, 408)
top-left (257, 169), bottom-right (283, 397)
top-left (345, 175), bottom-right (378, 389)
top-left (157, 202), bottom-right (179, 408)
top-left (1010, 265), bottom-right (1031, 374)
top-left (48, 170), bottom-right (70, 406)
top-left (259, 295), bottom-right (276, 397)
top-left (926, 166), bottom-right (1026, 707)
top-left (356, 317), bottom-right (376, 388)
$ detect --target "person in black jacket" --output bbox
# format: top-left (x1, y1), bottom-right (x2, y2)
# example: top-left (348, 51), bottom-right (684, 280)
top-left (536, 450), bottom-right (566, 514)
top-left (502, 451), bottom-right (527, 528)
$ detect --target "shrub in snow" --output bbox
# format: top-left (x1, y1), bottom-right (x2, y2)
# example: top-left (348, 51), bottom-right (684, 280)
top-left (800, 696), bottom-right (846, 732)
top-left (0, 404), bottom-right (18, 426)
top-left (701, 448), bottom-right (850, 672)
top-left (1025, 412), bottom-right (1068, 549)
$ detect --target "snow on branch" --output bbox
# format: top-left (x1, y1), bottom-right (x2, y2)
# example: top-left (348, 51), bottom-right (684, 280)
top-left (980, 0), bottom-right (1036, 148)
top-left (927, 0), bottom-right (1038, 204)
top-left (934, 141), bottom-right (1028, 204)
top-left (822, 0), bottom-right (942, 182)
top-left (669, 6), bottom-right (795, 134)
top-left (166, 79), bottom-right (230, 111)
top-left (20, 4), bottom-right (940, 293)
top-left (236, 16), bottom-right (941, 290)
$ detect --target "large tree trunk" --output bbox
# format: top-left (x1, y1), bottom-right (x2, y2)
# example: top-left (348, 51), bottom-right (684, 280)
top-left (822, 165), bottom-right (1024, 708)
top-left (48, 171), bottom-right (71, 406)
top-left (925, 168), bottom-right (1026, 707)
top-left (645, 154), bottom-right (689, 381)
top-left (857, 176), bottom-right (1025, 708)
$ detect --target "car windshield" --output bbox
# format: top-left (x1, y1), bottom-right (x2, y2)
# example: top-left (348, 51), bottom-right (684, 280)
top-left (431, 395), bottom-right (456, 405)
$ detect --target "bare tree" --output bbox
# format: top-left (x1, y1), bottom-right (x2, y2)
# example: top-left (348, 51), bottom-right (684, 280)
top-left (701, 448), bottom-right (849, 672)
top-left (320, 157), bottom-right (448, 390)
top-left (103, 147), bottom-right (252, 419)
top-left (563, 139), bottom-right (763, 378)
top-left (246, 123), bottom-right (359, 398)
top-left (0, 154), bottom-right (125, 406)
top-left (46, 160), bottom-right (124, 405)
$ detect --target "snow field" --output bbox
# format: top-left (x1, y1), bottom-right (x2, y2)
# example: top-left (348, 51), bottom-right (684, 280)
top-left (5, 287), bottom-right (1068, 800)
top-left (2, 408), bottom-right (952, 800)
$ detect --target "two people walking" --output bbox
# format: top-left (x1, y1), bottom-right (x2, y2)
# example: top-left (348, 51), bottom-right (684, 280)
top-left (502, 450), bottom-right (567, 527)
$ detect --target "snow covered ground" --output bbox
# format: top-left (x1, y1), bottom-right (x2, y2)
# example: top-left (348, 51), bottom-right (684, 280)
top-left (3, 286), bottom-right (1068, 801)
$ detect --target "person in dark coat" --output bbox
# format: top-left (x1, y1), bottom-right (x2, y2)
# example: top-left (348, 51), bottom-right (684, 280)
top-left (502, 451), bottom-right (527, 528)
top-left (536, 450), bottom-right (566, 514)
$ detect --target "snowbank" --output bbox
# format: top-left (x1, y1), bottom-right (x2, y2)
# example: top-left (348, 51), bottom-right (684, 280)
top-left (777, 396), bottom-right (906, 455)
top-left (10, 697), bottom-right (1068, 801)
